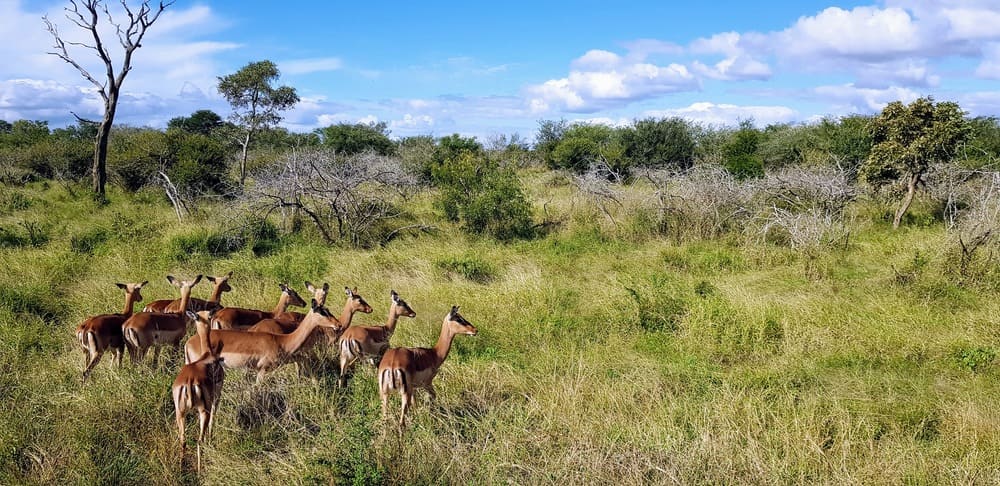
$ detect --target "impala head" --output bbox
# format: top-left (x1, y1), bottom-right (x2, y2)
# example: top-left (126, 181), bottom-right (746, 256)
top-left (187, 309), bottom-right (225, 360)
top-left (305, 281), bottom-right (330, 306)
top-left (206, 271), bottom-right (233, 293)
top-left (445, 305), bottom-right (477, 336)
top-left (115, 281), bottom-right (148, 302)
top-left (390, 290), bottom-right (416, 318)
top-left (307, 298), bottom-right (344, 330)
top-left (279, 283), bottom-right (308, 308)
top-left (345, 286), bottom-right (373, 314)
top-left (167, 274), bottom-right (203, 291)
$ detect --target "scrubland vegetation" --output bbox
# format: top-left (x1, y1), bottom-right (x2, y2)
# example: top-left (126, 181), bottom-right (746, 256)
top-left (3, 99), bottom-right (1000, 484)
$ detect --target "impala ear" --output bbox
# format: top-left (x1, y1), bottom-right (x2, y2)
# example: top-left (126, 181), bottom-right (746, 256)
top-left (207, 276), bottom-right (217, 283)
top-left (447, 305), bottom-right (459, 319)
top-left (344, 286), bottom-right (353, 297)
top-left (305, 281), bottom-right (315, 292)
top-left (322, 282), bottom-right (329, 292)
top-left (139, 281), bottom-right (149, 287)
top-left (115, 283), bottom-right (127, 290)
top-left (226, 271), bottom-right (233, 278)
top-left (166, 275), bottom-right (177, 286)
top-left (311, 298), bottom-right (320, 310)
top-left (280, 283), bottom-right (288, 292)
top-left (192, 275), bottom-right (203, 285)
top-left (185, 310), bottom-right (198, 321)
top-left (390, 290), bottom-right (399, 302)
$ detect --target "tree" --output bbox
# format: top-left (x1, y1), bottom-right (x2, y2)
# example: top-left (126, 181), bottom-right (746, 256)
top-left (863, 97), bottom-right (970, 228)
top-left (722, 120), bottom-right (764, 180)
top-left (621, 117), bottom-right (696, 169)
top-left (315, 122), bottom-right (395, 155)
top-left (217, 60), bottom-right (299, 186)
top-left (44, 0), bottom-right (173, 199)
top-left (168, 110), bottom-right (224, 136)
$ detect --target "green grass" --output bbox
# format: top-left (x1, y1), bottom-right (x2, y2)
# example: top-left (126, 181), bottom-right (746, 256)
top-left (1, 180), bottom-right (1000, 484)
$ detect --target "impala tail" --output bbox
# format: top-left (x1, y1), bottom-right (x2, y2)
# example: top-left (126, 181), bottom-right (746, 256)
top-left (340, 338), bottom-right (362, 362)
top-left (379, 367), bottom-right (406, 393)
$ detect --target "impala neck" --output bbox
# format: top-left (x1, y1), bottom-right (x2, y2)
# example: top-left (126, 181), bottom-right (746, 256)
top-left (198, 324), bottom-right (212, 360)
top-left (177, 286), bottom-right (193, 314)
top-left (432, 325), bottom-right (458, 367)
top-left (272, 293), bottom-right (290, 315)
top-left (208, 283), bottom-right (225, 304)
top-left (384, 305), bottom-right (402, 337)
top-left (339, 300), bottom-right (357, 328)
top-left (122, 292), bottom-right (139, 316)
top-left (278, 311), bottom-right (323, 355)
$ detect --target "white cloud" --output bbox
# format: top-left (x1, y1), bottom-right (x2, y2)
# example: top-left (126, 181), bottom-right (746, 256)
top-left (281, 57), bottom-right (344, 75)
top-left (390, 113), bottom-right (435, 130)
top-left (976, 43), bottom-right (1000, 79)
top-left (526, 51), bottom-right (698, 113)
top-left (776, 7), bottom-right (924, 61)
top-left (812, 84), bottom-right (921, 112)
top-left (688, 32), bottom-right (772, 81)
top-left (645, 102), bottom-right (798, 126)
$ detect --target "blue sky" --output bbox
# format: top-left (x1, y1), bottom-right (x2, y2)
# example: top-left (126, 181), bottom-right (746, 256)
top-left (2, 0), bottom-right (1000, 141)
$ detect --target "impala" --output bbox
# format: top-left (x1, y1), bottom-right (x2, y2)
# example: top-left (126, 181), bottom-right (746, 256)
top-left (76, 281), bottom-right (148, 381)
top-left (144, 271), bottom-right (232, 313)
top-left (246, 282), bottom-right (337, 334)
top-left (122, 275), bottom-right (202, 366)
top-left (210, 283), bottom-right (306, 330)
top-left (184, 299), bottom-right (344, 383)
top-left (378, 306), bottom-right (477, 428)
top-left (172, 309), bottom-right (225, 473)
top-left (339, 290), bottom-right (415, 387)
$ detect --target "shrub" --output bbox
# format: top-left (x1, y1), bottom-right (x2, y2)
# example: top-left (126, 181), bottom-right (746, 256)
top-left (434, 152), bottom-right (534, 241)
top-left (435, 254), bottom-right (496, 283)
top-left (70, 227), bottom-right (110, 254)
top-left (723, 120), bottom-right (764, 180)
top-left (621, 117), bottom-right (696, 169)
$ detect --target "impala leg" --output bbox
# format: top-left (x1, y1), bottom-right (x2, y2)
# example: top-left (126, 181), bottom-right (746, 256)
top-left (399, 389), bottom-right (412, 430)
top-left (152, 345), bottom-right (162, 369)
top-left (425, 383), bottom-right (437, 404)
top-left (339, 352), bottom-right (352, 388)
top-left (175, 405), bottom-right (186, 467)
top-left (82, 351), bottom-right (104, 382)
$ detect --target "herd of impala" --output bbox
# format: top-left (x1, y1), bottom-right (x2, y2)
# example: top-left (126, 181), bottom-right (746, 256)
top-left (73, 271), bottom-right (478, 471)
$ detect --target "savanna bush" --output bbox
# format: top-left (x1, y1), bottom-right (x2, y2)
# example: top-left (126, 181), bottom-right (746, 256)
top-left (433, 152), bottom-right (534, 241)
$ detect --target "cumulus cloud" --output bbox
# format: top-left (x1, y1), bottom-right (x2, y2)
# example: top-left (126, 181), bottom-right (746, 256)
top-left (644, 102), bottom-right (798, 127)
top-left (812, 84), bottom-right (921, 112)
top-left (526, 50), bottom-right (699, 113)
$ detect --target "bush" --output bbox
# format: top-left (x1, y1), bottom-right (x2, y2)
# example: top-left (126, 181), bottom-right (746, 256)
top-left (723, 120), bottom-right (764, 180)
top-left (315, 122), bottom-right (395, 156)
top-left (434, 152), bottom-right (534, 241)
top-left (70, 227), bottom-right (110, 254)
top-left (435, 254), bottom-right (496, 283)
top-left (621, 117), bottom-right (696, 170)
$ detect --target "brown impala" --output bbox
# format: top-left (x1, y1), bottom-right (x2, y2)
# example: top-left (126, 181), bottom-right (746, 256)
top-left (339, 290), bottom-right (415, 387)
top-left (378, 305), bottom-right (477, 428)
top-left (123, 275), bottom-right (202, 366)
top-left (76, 281), bottom-right (147, 381)
top-left (144, 271), bottom-right (232, 313)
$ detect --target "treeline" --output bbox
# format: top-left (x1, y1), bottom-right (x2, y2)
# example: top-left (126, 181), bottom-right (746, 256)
top-left (3, 101), bottom-right (1000, 252)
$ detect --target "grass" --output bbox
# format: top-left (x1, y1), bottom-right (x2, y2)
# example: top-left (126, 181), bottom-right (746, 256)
top-left (1, 178), bottom-right (1000, 484)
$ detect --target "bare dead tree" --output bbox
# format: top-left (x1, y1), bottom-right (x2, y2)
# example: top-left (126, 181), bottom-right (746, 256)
top-left (241, 149), bottom-right (421, 247)
top-left (44, 0), bottom-right (174, 199)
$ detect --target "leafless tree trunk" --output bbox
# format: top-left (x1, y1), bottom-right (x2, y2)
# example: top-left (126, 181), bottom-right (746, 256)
top-left (44, 0), bottom-right (174, 199)
top-left (893, 173), bottom-right (920, 229)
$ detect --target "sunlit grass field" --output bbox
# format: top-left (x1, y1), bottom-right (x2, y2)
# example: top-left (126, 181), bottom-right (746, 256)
top-left (2, 174), bottom-right (999, 484)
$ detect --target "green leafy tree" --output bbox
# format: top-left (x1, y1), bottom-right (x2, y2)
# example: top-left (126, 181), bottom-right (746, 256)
top-left (433, 151), bottom-right (533, 240)
top-left (217, 60), bottom-right (299, 186)
top-left (722, 120), bottom-right (764, 179)
top-left (814, 115), bottom-right (873, 175)
top-left (621, 117), bottom-right (696, 169)
top-left (862, 97), bottom-right (970, 228)
top-left (167, 109), bottom-right (223, 135)
top-left (548, 123), bottom-right (628, 177)
top-left (315, 122), bottom-right (395, 155)
top-left (44, 0), bottom-right (174, 199)
top-left (535, 119), bottom-right (568, 167)
top-left (418, 134), bottom-right (483, 181)
top-left (0, 120), bottom-right (11, 134)
top-left (963, 116), bottom-right (1000, 168)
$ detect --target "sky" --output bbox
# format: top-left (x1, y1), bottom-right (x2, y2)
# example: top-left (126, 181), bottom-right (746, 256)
top-left (2, 0), bottom-right (1000, 141)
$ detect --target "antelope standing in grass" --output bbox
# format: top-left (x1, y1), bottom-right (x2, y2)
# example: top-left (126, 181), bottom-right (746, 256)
top-left (172, 309), bottom-right (225, 473)
top-left (144, 271), bottom-right (232, 313)
top-left (210, 283), bottom-right (306, 330)
top-left (123, 275), bottom-right (202, 366)
top-left (339, 290), bottom-right (415, 387)
top-left (245, 282), bottom-right (335, 334)
top-left (76, 281), bottom-right (147, 381)
top-left (378, 306), bottom-right (477, 428)
top-left (184, 299), bottom-right (344, 383)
